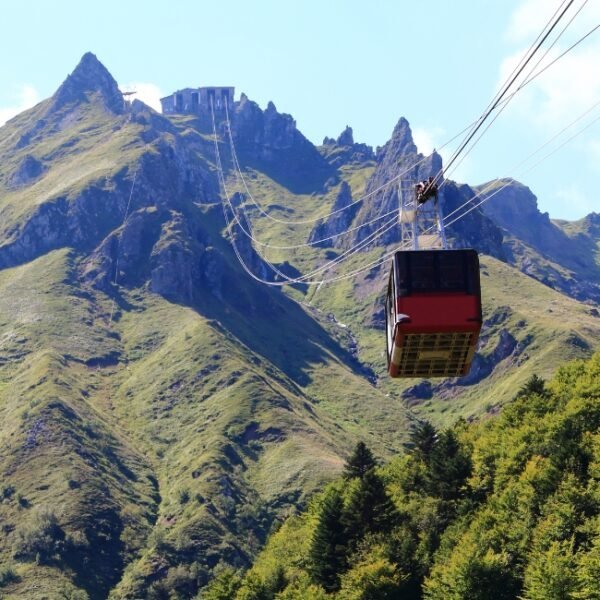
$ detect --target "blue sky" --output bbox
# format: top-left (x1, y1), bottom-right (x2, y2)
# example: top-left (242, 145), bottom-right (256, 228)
top-left (1, 0), bottom-right (598, 220)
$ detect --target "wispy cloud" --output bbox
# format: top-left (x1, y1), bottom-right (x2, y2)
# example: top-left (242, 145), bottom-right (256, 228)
top-left (0, 84), bottom-right (40, 126)
top-left (553, 183), bottom-right (596, 216)
top-left (120, 82), bottom-right (163, 112)
top-left (412, 126), bottom-right (444, 157)
top-left (499, 0), bottom-right (600, 127)
top-left (412, 125), bottom-right (474, 183)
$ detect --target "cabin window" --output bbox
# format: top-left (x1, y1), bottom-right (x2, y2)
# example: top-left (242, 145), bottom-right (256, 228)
top-left (410, 252), bottom-right (436, 291)
top-left (438, 252), bottom-right (466, 290)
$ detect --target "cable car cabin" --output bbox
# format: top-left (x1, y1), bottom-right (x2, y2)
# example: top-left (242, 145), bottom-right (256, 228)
top-left (385, 249), bottom-right (482, 378)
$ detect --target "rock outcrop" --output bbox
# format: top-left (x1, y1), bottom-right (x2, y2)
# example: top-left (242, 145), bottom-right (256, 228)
top-left (477, 179), bottom-right (600, 302)
top-left (8, 154), bottom-right (45, 188)
top-left (49, 51), bottom-right (126, 115)
top-left (319, 126), bottom-right (375, 167)
top-left (308, 181), bottom-right (359, 248)
top-left (230, 95), bottom-right (334, 193)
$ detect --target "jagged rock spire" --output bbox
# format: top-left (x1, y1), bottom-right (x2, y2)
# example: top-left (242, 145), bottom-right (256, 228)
top-left (337, 126), bottom-right (354, 146)
top-left (388, 117), bottom-right (417, 156)
top-left (49, 52), bottom-right (125, 114)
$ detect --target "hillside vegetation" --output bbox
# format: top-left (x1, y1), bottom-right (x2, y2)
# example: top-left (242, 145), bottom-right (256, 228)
top-left (216, 352), bottom-right (600, 599)
top-left (0, 53), bottom-right (598, 598)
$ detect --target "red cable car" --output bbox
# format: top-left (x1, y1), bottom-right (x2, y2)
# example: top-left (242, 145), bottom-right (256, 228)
top-left (385, 249), bottom-right (482, 378)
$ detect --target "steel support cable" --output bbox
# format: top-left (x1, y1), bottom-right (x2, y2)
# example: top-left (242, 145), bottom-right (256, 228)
top-left (210, 101), bottom-right (310, 284)
top-left (108, 165), bottom-right (138, 323)
top-left (220, 17), bottom-right (595, 237)
top-left (444, 108), bottom-right (600, 229)
top-left (461, 0), bottom-right (573, 135)
top-left (443, 0), bottom-right (592, 183)
top-left (213, 96), bottom-right (600, 287)
top-left (211, 101), bottom-right (402, 286)
top-left (442, 97), bottom-right (600, 227)
top-left (437, 19), bottom-right (600, 167)
top-left (430, 0), bottom-right (576, 189)
top-left (426, 0), bottom-right (574, 192)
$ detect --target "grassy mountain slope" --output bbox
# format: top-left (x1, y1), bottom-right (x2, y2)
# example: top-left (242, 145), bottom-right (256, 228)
top-left (0, 231), bottom-right (410, 598)
top-left (222, 351), bottom-right (600, 599)
top-left (0, 52), bottom-right (598, 598)
top-left (225, 163), bottom-right (600, 428)
top-left (0, 56), bottom-right (413, 598)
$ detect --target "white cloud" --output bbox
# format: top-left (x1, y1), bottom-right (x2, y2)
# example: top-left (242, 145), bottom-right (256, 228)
top-left (413, 126), bottom-right (442, 156)
top-left (120, 82), bottom-right (164, 113)
top-left (498, 43), bottom-right (600, 127)
top-left (0, 84), bottom-right (40, 126)
top-left (500, 0), bottom-right (600, 127)
top-left (553, 183), bottom-right (596, 216)
top-left (412, 125), bottom-right (475, 183)
top-left (506, 0), bottom-right (600, 43)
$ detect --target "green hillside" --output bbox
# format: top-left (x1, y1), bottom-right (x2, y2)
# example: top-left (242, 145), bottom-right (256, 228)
top-left (0, 245), bottom-right (411, 598)
top-left (230, 161), bottom-right (600, 427)
top-left (221, 352), bottom-right (600, 599)
top-left (0, 53), bottom-right (598, 598)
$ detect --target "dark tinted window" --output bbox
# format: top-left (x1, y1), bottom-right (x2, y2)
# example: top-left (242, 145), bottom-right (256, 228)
top-left (410, 252), bottom-right (436, 290)
top-left (394, 250), bottom-right (479, 295)
top-left (439, 252), bottom-right (466, 290)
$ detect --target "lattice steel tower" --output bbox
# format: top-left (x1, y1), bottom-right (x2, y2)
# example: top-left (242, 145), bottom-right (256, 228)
top-left (398, 179), bottom-right (448, 250)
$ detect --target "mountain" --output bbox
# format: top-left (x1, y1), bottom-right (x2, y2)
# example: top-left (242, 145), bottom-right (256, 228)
top-left (0, 53), bottom-right (412, 599)
top-left (0, 53), bottom-right (598, 598)
top-left (475, 178), bottom-right (600, 304)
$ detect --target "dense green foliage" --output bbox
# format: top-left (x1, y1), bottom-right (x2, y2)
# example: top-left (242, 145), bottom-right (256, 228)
top-left (220, 358), bottom-right (600, 599)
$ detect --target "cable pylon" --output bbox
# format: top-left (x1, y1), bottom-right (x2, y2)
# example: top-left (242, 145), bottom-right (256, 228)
top-left (399, 180), bottom-right (447, 251)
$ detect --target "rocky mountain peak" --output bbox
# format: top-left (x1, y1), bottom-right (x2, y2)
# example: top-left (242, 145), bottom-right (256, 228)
top-left (337, 126), bottom-right (354, 146)
top-left (388, 117), bottom-right (417, 155)
top-left (50, 52), bottom-right (125, 114)
top-left (479, 179), bottom-right (542, 225)
top-left (230, 95), bottom-right (334, 193)
top-left (319, 126), bottom-right (374, 168)
top-left (582, 212), bottom-right (600, 235)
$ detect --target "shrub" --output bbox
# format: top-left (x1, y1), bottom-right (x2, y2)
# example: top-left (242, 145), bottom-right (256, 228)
top-left (0, 565), bottom-right (19, 587)
top-left (12, 506), bottom-right (65, 564)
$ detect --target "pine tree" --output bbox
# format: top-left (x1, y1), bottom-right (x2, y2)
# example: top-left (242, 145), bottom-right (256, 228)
top-left (517, 374), bottom-right (546, 398)
top-left (425, 429), bottom-right (471, 501)
top-left (309, 488), bottom-right (348, 592)
top-left (343, 442), bottom-right (377, 480)
top-left (411, 421), bottom-right (438, 459)
top-left (343, 469), bottom-right (398, 546)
